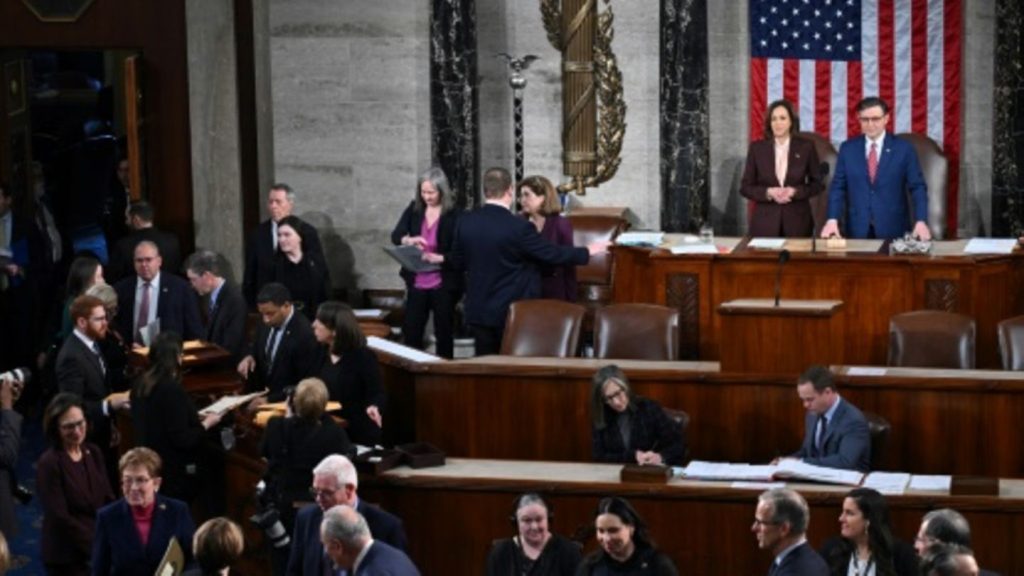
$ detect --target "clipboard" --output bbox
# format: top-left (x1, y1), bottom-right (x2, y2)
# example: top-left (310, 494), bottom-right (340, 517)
top-left (383, 245), bottom-right (440, 273)
top-left (154, 536), bottom-right (185, 576)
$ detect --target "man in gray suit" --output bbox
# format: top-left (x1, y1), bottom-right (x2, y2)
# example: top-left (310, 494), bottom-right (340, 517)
top-left (320, 505), bottom-right (419, 576)
top-left (789, 365), bottom-right (871, 472)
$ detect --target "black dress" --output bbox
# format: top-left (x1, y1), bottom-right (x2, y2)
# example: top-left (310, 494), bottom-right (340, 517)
top-left (592, 397), bottom-right (686, 466)
top-left (271, 252), bottom-right (327, 321)
top-left (486, 533), bottom-right (582, 576)
top-left (820, 536), bottom-right (920, 576)
top-left (318, 346), bottom-right (386, 446)
top-left (130, 376), bottom-right (208, 502)
top-left (576, 546), bottom-right (678, 576)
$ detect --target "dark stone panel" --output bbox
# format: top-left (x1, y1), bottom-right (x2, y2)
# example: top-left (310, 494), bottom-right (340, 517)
top-left (992, 0), bottom-right (1024, 236)
top-left (431, 0), bottom-right (480, 210)
top-left (660, 0), bottom-right (709, 233)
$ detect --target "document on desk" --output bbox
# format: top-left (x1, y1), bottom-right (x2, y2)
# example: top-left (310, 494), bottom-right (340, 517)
top-left (909, 474), bottom-right (952, 492)
top-left (684, 459), bottom-right (863, 486)
top-left (748, 238), bottom-right (787, 250)
top-left (862, 472), bottom-right (911, 494)
top-left (845, 366), bottom-right (888, 376)
top-left (683, 461), bottom-right (774, 481)
top-left (616, 231), bottom-right (665, 247)
top-left (670, 244), bottom-right (719, 255)
top-left (367, 336), bottom-right (442, 363)
top-left (772, 459), bottom-right (865, 486)
top-left (963, 238), bottom-right (1018, 254)
top-left (199, 390), bottom-right (267, 416)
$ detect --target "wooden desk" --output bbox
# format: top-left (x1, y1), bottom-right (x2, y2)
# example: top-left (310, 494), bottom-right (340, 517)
top-left (360, 458), bottom-right (1024, 575)
top-left (375, 353), bottom-right (1024, 476)
top-left (612, 241), bottom-right (1024, 368)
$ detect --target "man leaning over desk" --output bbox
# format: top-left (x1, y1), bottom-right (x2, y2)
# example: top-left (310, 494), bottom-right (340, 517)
top-left (783, 365), bottom-right (871, 472)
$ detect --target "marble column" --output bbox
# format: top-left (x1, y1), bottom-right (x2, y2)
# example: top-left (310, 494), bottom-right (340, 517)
top-left (992, 0), bottom-right (1024, 236)
top-left (431, 0), bottom-right (480, 209)
top-left (660, 0), bottom-right (709, 233)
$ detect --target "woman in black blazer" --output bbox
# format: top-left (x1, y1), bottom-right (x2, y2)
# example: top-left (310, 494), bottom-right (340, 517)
top-left (820, 488), bottom-right (919, 576)
top-left (272, 215), bottom-right (328, 321)
top-left (390, 166), bottom-right (462, 358)
top-left (37, 393), bottom-right (115, 575)
top-left (130, 332), bottom-right (222, 503)
top-left (740, 99), bottom-right (823, 237)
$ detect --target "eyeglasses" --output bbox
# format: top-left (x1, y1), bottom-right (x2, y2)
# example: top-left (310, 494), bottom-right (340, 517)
top-left (121, 476), bottom-right (153, 488)
top-left (59, 419), bottom-right (86, 432)
top-left (752, 518), bottom-right (779, 527)
top-left (309, 487), bottom-right (339, 500)
top-left (88, 315), bottom-right (108, 323)
top-left (857, 115), bottom-right (886, 124)
top-left (603, 388), bottom-right (626, 403)
top-left (915, 534), bottom-right (937, 545)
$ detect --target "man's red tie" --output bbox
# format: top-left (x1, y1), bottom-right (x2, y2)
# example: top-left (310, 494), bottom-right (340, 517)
top-left (868, 143), bottom-right (878, 184)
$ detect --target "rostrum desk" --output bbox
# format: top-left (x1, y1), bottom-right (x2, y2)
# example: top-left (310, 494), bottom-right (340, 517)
top-left (610, 240), bottom-right (1024, 368)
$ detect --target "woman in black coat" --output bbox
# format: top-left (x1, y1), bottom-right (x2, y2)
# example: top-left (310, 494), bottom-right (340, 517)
top-left (272, 215), bottom-right (328, 321)
top-left (590, 365), bottom-right (686, 467)
top-left (820, 488), bottom-right (919, 576)
top-left (486, 492), bottom-right (581, 576)
top-left (576, 497), bottom-right (677, 576)
top-left (130, 332), bottom-right (222, 503)
top-left (389, 166), bottom-right (462, 358)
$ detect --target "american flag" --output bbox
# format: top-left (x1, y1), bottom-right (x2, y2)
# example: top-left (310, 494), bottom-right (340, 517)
top-left (749, 0), bottom-right (962, 234)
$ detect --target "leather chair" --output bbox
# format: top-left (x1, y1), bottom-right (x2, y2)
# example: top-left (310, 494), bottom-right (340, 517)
top-left (888, 310), bottom-right (975, 369)
top-left (593, 303), bottom-right (680, 361)
top-left (566, 213), bottom-right (629, 341)
top-left (499, 299), bottom-right (585, 358)
top-left (797, 131), bottom-right (838, 237)
top-left (895, 132), bottom-right (948, 239)
top-left (863, 411), bottom-right (891, 471)
top-left (998, 315), bottom-right (1024, 370)
top-left (661, 407), bottom-right (690, 463)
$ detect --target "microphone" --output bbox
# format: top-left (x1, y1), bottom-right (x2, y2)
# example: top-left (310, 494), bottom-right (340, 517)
top-left (773, 249), bottom-right (791, 308)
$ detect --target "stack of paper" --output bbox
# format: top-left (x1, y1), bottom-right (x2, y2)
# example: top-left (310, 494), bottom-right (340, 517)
top-left (616, 231), bottom-right (665, 247)
top-left (862, 472), bottom-right (912, 494)
top-left (909, 475), bottom-right (952, 492)
top-left (683, 459), bottom-right (864, 486)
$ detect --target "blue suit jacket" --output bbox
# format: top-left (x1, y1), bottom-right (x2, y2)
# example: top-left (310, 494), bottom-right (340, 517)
top-left (826, 133), bottom-right (928, 239)
top-left (91, 495), bottom-right (195, 576)
top-left (114, 272), bottom-right (204, 342)
top-left (450, 203), bottom-right (589, 328)
top-left (793, 398), bottom-right (871, 472)
top-left (287, 501), bottom-right (409, 576)
top-left (355, 540), bottom-right (420, 575)
top-left (771, 542), bottom-right (829, 576)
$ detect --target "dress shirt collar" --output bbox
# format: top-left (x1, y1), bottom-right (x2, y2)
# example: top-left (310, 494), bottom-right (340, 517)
top-left (774, 537), bottom-right (807, 568)
top-left (484, 199), bottom-right (512, 211)
top-left (137, 271), bottom-right (161, 292)
top-left (72, 327), bottom-right (97, 350)
top-left (823, 394), bottom-right (843, 423)
top-left (865, 132), bottom-right (886, 155)
top-left (209, 278), bottom-right (225, 308)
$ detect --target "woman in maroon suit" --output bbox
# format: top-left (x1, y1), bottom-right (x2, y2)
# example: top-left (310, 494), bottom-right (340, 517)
top-left (518, 175), bottom-right (577, 301)
top-left (740, 99), bottom-right (824, 237)
top-left (36, 393), bottom-right (115, 575)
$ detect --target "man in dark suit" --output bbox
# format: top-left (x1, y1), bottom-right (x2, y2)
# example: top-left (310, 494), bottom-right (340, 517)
top-left (789, 364), bottom-right (870, 472)
top-left (820, 96), bottom-right (931, 240)
top-left (113, 240), bottom-right (204, 345)
top-left (56, 295), bottom-right (130, 450)
top-left (242, 183), bottom-right (327, 308)
top-left (237, 282), bottom-right (318, 403)
top-left (444, 167), bottom-right (607, 355)
top-left (185, 250), bottom-right (247, 361)
top-left (919, 543), bottom-right (981, 576)
top-left (320, 505), bottom-right (419, 576)
top-left (0, 180), bottom-right (45, 370)
top-left (107, 201), bottom-right (182, 282)
top-left (0, 376), bottom-right (23, 538)
top-left (753, 488), bottom-right (828, 576)
top-left (915, 509), bottom-right (1000, 576)
top-left (288, 454), bottom-right (409, 576)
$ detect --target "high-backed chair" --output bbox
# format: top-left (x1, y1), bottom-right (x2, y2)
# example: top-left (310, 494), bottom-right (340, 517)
top-left (895, 132), bottom-right (948, 240)
top-left (566, 213), bottom-right (629, 340)
top-left (797, 131), bottom-right (838, 237)
top-left (661, 407), bottom-right (690, 463)
top-left (888, 310), bottom-right (975, 369)
top-left (594, 303), bottom-right (680, 361)
top-left (864, 411), bottom-right (891, 471)
top-left (998, 315), bottom-right (1024, 370)
top-left (499, 299), bottom-right (585, 358)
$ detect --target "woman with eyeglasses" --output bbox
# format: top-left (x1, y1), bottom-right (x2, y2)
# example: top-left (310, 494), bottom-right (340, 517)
top-left (36, 393), bottom-right (115, 575)
top-left (590, 365), bottom-right (685, 467)
top-left (485, 492), bottom-right (581, 576)
top-left (92, 447), bottom-right (196, 576)
top-left (820, 487), bottom-right (918, 576)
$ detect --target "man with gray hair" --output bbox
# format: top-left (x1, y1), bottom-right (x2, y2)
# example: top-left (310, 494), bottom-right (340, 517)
top-left (287, 455), bottom-right (407, 576)
top-left (752, 488), bottom-right (828, 576)
top-left (915, 509), bottom-right (999, 576)
top-left (320, 505), bottom-right (419, 575)
top-left (919, 543), bottom-right (980, 576)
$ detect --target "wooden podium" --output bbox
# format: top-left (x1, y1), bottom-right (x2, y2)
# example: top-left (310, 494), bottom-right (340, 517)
top-left (717, 298), bottom-right (845, 373)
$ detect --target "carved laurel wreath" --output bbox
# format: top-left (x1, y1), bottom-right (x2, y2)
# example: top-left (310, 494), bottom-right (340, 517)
top-left (541, 0), bottom-right (627, 192)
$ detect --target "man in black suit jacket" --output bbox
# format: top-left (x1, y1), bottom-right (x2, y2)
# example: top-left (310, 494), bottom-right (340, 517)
top-left (107, 201), bottom-right (182, 282)
top-left (916, 509), bottom-right (1000, 576)
top-left (56, 295), bottom-right (130, 449)
top-left (288, 454), bottom-right (409, 576)
top-left (444, 167), bottom-right (607, 355)
top-left (237, 282), bottom-right (318, 403)
top-left (753, 488), bottom-right (828, 576)
top-left (0, 376), bottom-right (23, 538)
top-left (113, 240), bottom-right (203, 346)
top-left (320, 505), bottom-right (419, 576)
top-left (242, 183), bottom-right (327, 308)
top-left (185, 250), bottom-right (247, 361)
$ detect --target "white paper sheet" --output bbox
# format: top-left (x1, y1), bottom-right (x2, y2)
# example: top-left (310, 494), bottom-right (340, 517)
top-left (862, 472), bottom-right (912, 494)
top-left (748, 238), bottom-right (787, 249)
top-left (616, 231), bottom-right (665, 246)
top-left (963, 238), bottom-right (1018, 254)
top-left (846, 366), bottom-right (888, 376)
top-left (368, 336), bottom-right (443, 363)
top-left (909, 474), bottom-right (952, 492)
top-left (670, 244), bottom-right (719, 255)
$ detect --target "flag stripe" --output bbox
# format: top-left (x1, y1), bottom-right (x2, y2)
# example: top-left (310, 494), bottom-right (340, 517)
top-left (893, 0), bottom-right (912, 132)
top-left (784, 59), bottom-right (800, 106)
top-left (750, 58), bottom-right (767, 143)
top-left (944, 0), bottom-right (962, 234)
top-left (911, 0), bottom-right (929, 134)
top-left (878, 0), bottom-right (895, 113)
top-left (926, 0), bottom-right (944, 145)
top-left (831, 61), bottom-right (848, 145)
top-left (800, 59), bottom-right (816, 129)
top-left (815, 60), bottom-right (832, 135)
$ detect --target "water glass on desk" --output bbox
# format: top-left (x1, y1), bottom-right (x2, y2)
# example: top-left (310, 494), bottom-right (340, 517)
top-left (699, 222), bottom-right (714, 244)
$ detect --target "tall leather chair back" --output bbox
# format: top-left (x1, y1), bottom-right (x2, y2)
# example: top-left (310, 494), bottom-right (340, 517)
top-left (895, 132), bottom-right (948, 239)
top-left (499, 299), bottom-right (585, 358)
top-left (998, 315), bottom-right (1024, 371)
top-left (594, 303), bottom-right (680, 361)
top-left (661, 407), bottom-right (690, 463)
top-left (888, 310), bottom-right (975, 369)
top-left (797, 132), bottom-right (837, 237)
